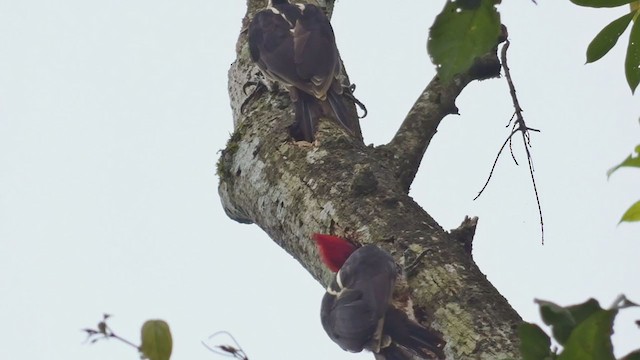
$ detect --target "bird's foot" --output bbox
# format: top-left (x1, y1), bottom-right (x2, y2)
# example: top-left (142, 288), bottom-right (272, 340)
top-left (404, 248), bottom-right (432, 276)
top-left (343, 83), bottom-right (368, 119)
top-left (240, 78), bottom-right (268, 115)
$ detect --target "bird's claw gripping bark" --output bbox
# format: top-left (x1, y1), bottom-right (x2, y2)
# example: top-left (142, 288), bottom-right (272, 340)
top-left (343, 83), bottom-right (368, 119)
top-left (404, 249), bottom-right (432, 276)
top-left (240, 79), bottom-right (268, 114)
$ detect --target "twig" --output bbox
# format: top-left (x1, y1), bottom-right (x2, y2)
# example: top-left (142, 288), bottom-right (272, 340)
top-left (473, 127), bottom-right (519, 201)
top-left (82, 314), bottom-right (139, 350)
top-left (202, 331), bottom-right (249, 360)
top-left (474, 39), bottom-right (545, 244)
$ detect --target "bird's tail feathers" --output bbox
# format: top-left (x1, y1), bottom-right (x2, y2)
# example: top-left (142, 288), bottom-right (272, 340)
top-left (326, 90), bottom-right (356, 137)
top-left (292, 92), bottom-right (318, 142)
top-left (291, 91), bottom-right (358, 142)
top-left (383, 307), bottom-right (446, 360)
top-left (375, 343), bottom-right (414, 360)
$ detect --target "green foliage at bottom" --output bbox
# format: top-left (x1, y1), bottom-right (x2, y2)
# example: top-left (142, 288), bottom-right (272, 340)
top-left (519, 297), bottom-right (639, 360)
top-left (608, 143), bottom-right (640, 224)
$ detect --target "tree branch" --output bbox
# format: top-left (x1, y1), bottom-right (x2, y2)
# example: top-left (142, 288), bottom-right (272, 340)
top-left (219, 2), bottom-right (521, 359)
top-left (380, 51), bottom-right (502, 193)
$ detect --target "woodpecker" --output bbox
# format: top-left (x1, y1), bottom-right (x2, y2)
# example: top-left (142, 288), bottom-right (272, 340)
top-left (313, 234), bottom-right (446, 360)
top-left (247, 0), bottom-right (357, 142)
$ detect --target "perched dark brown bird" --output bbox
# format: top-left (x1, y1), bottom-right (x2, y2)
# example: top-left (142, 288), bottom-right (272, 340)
top-left (313, 234), bottom-right (447, 360)
top-left (248, 0), bottom-right (357, 142)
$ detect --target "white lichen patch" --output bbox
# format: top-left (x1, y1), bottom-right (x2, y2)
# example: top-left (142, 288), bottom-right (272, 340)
top-left (306, 148), bottom-right (328, 163)
top-left (444, 264), bottom-right (457, 274)
top-left (306, 177), bottom-right (318, 190)
top-left (445, 262), bottom-right (465, 272)
top-left (355, 225), bottom-right (370, 241)
top-left (435, 303), bottom-right (480, 356)
top-left (235, 137), bottom-right (264, 185)
top-left (408, 243), bottom-right (424, 253)
top-left (319, 201), bottom-right (336, 220)
top-left (413, 263), bottom-right (465, 299)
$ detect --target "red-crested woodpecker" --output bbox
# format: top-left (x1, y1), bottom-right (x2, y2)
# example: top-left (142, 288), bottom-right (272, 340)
top-left (247, 0), bottom-right (357, 142)
top-left (313, 234), bottom-right (445, 360)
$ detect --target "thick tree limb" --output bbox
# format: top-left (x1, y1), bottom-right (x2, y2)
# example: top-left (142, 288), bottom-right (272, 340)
top-left (218, 1), bottom-right (521, 359)
top-left (380, 52), bottom-right (502, 193)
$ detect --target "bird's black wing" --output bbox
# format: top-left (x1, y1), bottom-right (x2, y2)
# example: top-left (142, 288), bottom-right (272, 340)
top-left (292, 4), bottom-right (340, 99)
top-left (321, 288), bottom-right (378, 353)
top-left (248, 9), bottom-right (297, 88)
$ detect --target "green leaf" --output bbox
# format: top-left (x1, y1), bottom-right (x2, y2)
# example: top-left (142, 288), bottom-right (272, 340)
top-left (457, 0), bottom-right (482, 9)
top-left (535, 298), bottom-right (604, 345)
top-left (519, 323), bottom-right (553, 360)
top-left (557, 310), bottom-right (616, 360)
top-left (571, 0), bottom-right (635, 8)
top-left (536, 299), bottom-right (577, 345)
top-left (140, 320), bottom-right (172, 360)
top-left (428, 0), bottom-right (501, 82)
top-left (621, 349), bottom-right (640, 360)
top-left (620, 199), bottom-right (640, 223)
top-left (607, 144), bottom-right (640, 178)
top-left (565, 298), bottom-right (604, 325)
top-left (586, 12), bottom-right (635, 63)
top-left (625, 14), bottom-right (640, 93)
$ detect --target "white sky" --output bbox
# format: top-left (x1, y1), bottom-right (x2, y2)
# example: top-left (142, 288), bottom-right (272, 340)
top-left (0, 1), bottom-right (638, 359)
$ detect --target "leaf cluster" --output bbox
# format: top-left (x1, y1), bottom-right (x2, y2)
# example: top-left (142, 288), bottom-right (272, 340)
top-left (519, 297), bottom-right (640, 360)
top-left (572, 0), bottom-right (640, 93)
top-left (428, 0), bottom-right (502, 82)
top-left (608, 143), bottom-right (640, 223)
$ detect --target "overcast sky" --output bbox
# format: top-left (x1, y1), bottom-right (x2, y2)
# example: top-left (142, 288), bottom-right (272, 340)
top-left (1, 1), bottom-right (638, 359)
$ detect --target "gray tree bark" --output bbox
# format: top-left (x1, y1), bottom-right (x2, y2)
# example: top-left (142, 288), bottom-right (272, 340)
top-left (218, 1), bottom-right (523, 358)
